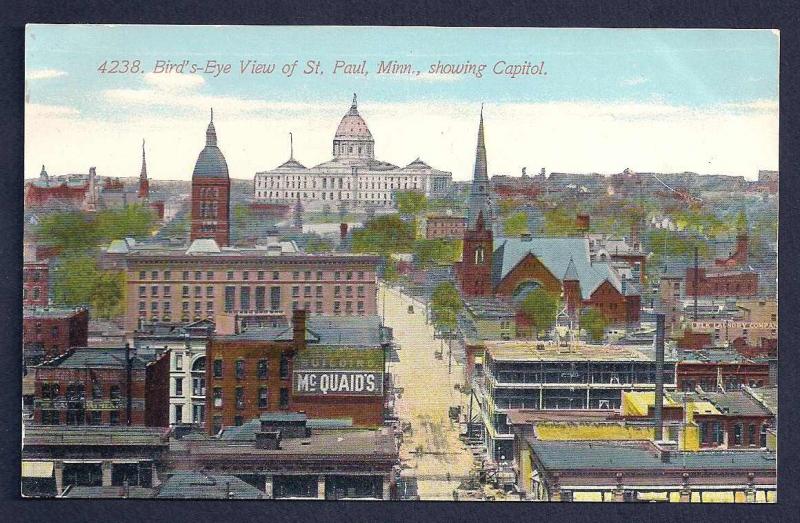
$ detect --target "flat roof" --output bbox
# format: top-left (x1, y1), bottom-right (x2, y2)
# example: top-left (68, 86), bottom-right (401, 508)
top-left (23, 307), bottom-right (85, 319)
top-left (23, 425), bottom-right (169, 447)
top-left (484, 341), bottom-right (666, 362)
top-left (528, 439), bottom-right (777, 472)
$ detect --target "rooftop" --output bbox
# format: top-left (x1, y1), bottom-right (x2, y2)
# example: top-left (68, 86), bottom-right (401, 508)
top-left (60, 486), bottom-right (156, 499)
top-left (23, 425), bottom-right (169, 447)
top-left (528, 439), bottom-right (777, 472)
top-left (463, 298), bottom-right (516, 319)
top-left (35, 347), bottom-right (162, 370)
top-left (484, 340), bottom-right (668, 363)
top-left (216, 314), bottom-right (389, 348)
top-left (23, 307), bottom-right (86, 320)
top-left (669, 390), bottom-right (772, 418)
top-left (157, 472), bottom-right (264, 499)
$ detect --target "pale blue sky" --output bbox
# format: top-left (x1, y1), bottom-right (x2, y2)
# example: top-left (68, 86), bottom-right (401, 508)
top-left (24, 26), bottom-right (779, 180)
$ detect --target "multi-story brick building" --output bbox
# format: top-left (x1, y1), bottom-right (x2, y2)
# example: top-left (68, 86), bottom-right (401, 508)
top-left (106, 239), bottom-right (380, 333)
top-left (675, 350), bottom-right (770, 392)
top-left (32, 346), bottom-right (170, 427)
top-left (23, 307), bottom-right (89, 365)
top-left (685, 267), bottom-right (758, 297)
top-left (205, 310), bottom-right (388, 434)
top-left (425, 215), bottom-right (467, 240)
top-left (23, 261), bottom-right (49, 307)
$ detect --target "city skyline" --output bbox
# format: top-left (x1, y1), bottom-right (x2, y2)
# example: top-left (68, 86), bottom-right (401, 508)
top-left (26, 26), bottom-right (778, 181)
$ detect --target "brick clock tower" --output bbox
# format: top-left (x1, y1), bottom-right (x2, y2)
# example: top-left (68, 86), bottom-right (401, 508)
top-left (190, 109), bottom-right (231, 246)
top-left (460, 211), bottom-right (494, 296)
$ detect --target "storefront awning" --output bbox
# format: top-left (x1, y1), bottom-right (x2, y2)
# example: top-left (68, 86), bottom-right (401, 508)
top-left (21, 461), bottom-right (53, 478)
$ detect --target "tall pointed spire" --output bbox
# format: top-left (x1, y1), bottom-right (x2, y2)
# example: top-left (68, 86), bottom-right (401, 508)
top-left (467, 105), bottom-right (491, 229)
top-left (140, 139), bottom-right (147, 178)
top-left (474, 104), bottom-right (488, 182)
top-left (138, 139), bottom-right (150, 200)
top-left (206, 107), bottom-right (217, 146)
top-left (289, 132), bottom-right (294, 160)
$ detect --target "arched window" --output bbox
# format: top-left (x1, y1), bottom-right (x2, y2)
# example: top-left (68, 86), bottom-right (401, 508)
top-left (475, 246), bottom-right (485, 265)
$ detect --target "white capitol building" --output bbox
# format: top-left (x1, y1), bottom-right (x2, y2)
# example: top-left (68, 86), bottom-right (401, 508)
top-left (253, 94), bottom-right (452, 210)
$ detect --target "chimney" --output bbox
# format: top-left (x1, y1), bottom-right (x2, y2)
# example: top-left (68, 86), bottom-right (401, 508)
top-left (125, 342), bottom-right (133, 426)
top-left (292, 309), bottom-right (307, 348)
top-left (340, 222), bottom-right (349, 241)
top-left (654, 314), bottom-right (665, 441)
top-left (660, 448), bottom-right (671, 463)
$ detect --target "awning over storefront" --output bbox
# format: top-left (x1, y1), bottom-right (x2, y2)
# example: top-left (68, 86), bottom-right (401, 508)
top-left (21, 461), bottom-right (53, 478)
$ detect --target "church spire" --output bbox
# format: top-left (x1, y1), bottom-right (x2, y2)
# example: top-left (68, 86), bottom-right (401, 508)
top-left (289, 132), bottom-right (294, 160)
top-left (206, 107), bottom-right (217, 146)
top-left (140, 139), bottom-right (147, 179)
top-left (473, 104), bottom-right (488, 182)
top-left (138, 139), bottom-right (150, 200)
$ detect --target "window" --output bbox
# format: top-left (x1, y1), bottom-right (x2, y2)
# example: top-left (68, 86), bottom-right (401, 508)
top-left (280, 352), bottom-right (289, 379)
top-left (164, 270), bottom-right (171, 280)
top-left (175, 378), bottom-right (183, 397)
top-left (346, 271), bottom-right (353, 280)
top-left (182, 301), bottom-right (189, 312)
top-left (259, 387), bottom-right (269, 408)
top-left (109, 411), bottom-right (119, 425)
top-left (235, 387), bottom-right (245, 410)
top-left (316, 285), bottom-right (323, 297)
top-left (334, 301), bottom-right (341, 314)
top-left (760, 425), bottom-right (769, 447)
top-left (139, 286), bottom-right (146, 298)
top-left (292, 271), bottom-right (300, 280)
top-left (292, 286), bottom-right (300, 297)
top-left (258, 359), bottom-right (268, 379)
top-left (748, 424), bottom-right (756, 446)
top-left (334, 271), bottom-right (341, 281)
top-left (206, 286), bottom-right (214, 297)
top-left (213, 359), bottom-right (223, 378)
top-left (345, 286), bottom-right (353, 297)
top-left (304, 285), bottom-right (312, 297)
top-left (195, 271), bottom-right (202, 280)
top-left (358, 301), bottom-right (364, 313)
top-left (212, 416), bottom-right (222, 434)
top-left (110, 385), bottom-right (121, 399)
top-left (357, 285), bottom-right (365, 297)
top-left (42, 410), bottom-right (60, 425)
top-left (316, 301), bottom-right (323, 313)
top-left (175, 354), bottom-right (183, 370)
top-left (207, 271), bottom-right (214, 280)
top-left (194, 301), bottom-right (201, 312)
top-left (213, 387), bottom-right (223, 407)
top-left (151, 270), bottom-right (158, 280)
top-left (334, 286), bottom-right (341, 298)
top-left (224, 286), bottom-right (235, 312)
top-left (240, 287), bottom-right (251, 310)
top-left (51, 326), bottom-right (59, 338)
top-left (235, 359), bottom-right (245, 379)
top-left (270, 287), bottom-right (281, 311)
top-left (182, 285), bottom-right (189, 298)
top-left (734, 423), bottom-right (743, 445)
top-left (139, 271), bottom-right (146, 280)
top-left (257, 271), bottom-right (264, 281)
top-left (304, 271), bottom-right (311, 280)
top-left (206, 301), bottom-right (214, 312)
top-left (242, 271), bottom-right (249, 281)
top-left (194, 286), bottom-right (201, 298)
top-left (227, 271), bottom-right (234, 281)
top-left (182, 271), bottom-right (189, 280)
top-left (163, 285), bottom-right (171, 297)
top-left (316, 271), bottom-right (323, 280)
top-left (279, 387), bottom-right (289, 409)
top-left (91, 384), bottom-right (103, 399)
top-left (151, 302), bottom-right (158, 312)
top-left (272, 271), bottom-right (279, 281)
top-left (174, 405), bottom-right (183, 423)
top-left (255, 286), bottom-right (266, 311)
top-left (235, 416), bottom-right (244, 426)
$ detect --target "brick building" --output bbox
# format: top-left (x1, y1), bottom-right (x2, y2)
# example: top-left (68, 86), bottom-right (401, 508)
top-left (32, 346), bottom-right (170, 427)
top-left (205, 310), bottom-right (388, 434)
top-left (107, 238), bottom-right (379, 333)
top-left (190, 109), bottom-right (231, 247)
top-left (425, 215), bottom-right (467, 240)
top-left (685, 267), bottom-right (758, 297)
top-left (23, 260), bottom-right (49, 307)
top-left (675, 350), bottom-right (770, 392)
top-left (23, 307), bottom-right (89, 365)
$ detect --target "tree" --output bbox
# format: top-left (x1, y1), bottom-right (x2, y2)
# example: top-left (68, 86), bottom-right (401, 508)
top-left (542, 208), bottom-right (580, 237)
top-left (498, 199), bottom-right (521, 217)
top-left (412, 239), bottom-right (462, 267)
top-left (580, 308), bottom-right (607, 342)
top-left (351, 214), bottom-right (416, 254)
top-left (518, 289), bottom-right (560, 338)
top-left (431, 282), bottom-right (463, 317)
top-left (51, 254), bottom-right (126, 318)
top-left (396, 191), bottom-right (427, 217)
top-left (504, 212), bottom-right (529, 237)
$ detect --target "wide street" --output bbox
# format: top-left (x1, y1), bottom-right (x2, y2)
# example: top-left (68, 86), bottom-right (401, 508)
top-left (379, 283), bottom-right (475, 500)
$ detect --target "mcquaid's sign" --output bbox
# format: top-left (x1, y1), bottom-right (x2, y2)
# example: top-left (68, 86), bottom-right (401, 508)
top-left (294, 370), bottom-right (383, 396)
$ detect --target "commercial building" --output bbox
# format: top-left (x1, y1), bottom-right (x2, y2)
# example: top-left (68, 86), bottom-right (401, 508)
top-left (23, 260), bottom-right (49, 307)
top-left (254, 95), bottom-right (452, 211)
top-left (686, 267), bottom-right (759, 298)
top-left (31, 346), bottom-right (170, 427)
top-left (425, 215), bottom-right (467, 240)
top-left (23, 307), bottom-right (89, 366)
top-left (206, 310), bottom-right (389, 434)
top-left (471, 340), bottom-right (676, 462)
top-left (168, 413), bottom-right (398, 500)
top-left (22, 425), bottom-right (170, 497)
top-left (675, 350), bottom-right (771, 392)
top-left (105, 238), bottom-right (379, 333)
top-left (133, 320), bottom-right (215, 427)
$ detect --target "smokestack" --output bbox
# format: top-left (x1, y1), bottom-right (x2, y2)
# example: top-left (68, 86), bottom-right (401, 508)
top-left (292, 308), bottom-right (306, 350)
top-left (125, 342), bottom-right (132, 426)
top-left (340, 222), bottom-right (348, 241)
top-left (654, 314), bottom-right (665, 441)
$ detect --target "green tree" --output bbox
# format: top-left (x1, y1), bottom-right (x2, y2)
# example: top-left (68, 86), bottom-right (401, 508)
top-left (36, 212), bottom-right (97, 251)
top-left (396, 191), bottom-right (427, 217)
top-left (412, 239), bottom-right (462, 267)
top-left (430, 282), bottom-right (463, 316)
top-left (518, 288), bottom-right (560, 338)
top-left (498, 199), bottom-right (521, 217)
top-left (94, 204), bottom-right (156, 242)
top-left (580, 308), bottom-right (607, 342)
top-left (51, 254), bottom-right (126, 318)
top-left (543, 208), bottom-right (580, 237)
top-left (351, 214), bottom-right (416, 254)
top-left (91, 270), bottom-right (126, 319)
top-left (504, 212), bottom-right (529, 237)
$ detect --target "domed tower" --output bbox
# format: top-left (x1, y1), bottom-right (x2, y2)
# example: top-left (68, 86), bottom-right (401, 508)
top-left (190, 108), bottom-right (231, 246)
top-left (332, 94), bottom-right (374, 161)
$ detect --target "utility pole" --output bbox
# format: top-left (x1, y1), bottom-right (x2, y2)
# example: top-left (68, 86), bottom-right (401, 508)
top-left (693, 246), bottom-right (699, 322)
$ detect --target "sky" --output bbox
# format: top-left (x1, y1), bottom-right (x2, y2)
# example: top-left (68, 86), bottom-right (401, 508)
top-left (25, 26), bottom-right (779, 182)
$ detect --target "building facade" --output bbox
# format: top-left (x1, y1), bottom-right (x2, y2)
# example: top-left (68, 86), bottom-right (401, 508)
top-left (23, 260), bottom-right (49, 307)
top-left (254, 95), bottom-right (452, 211)
top-left (23, 307), bottom-right (89, 365)
top-left (425, 215), bottom-right (467, 240)
top-left (205, 311), bottom-right (388, 434)
top-left (32, 347), bottom-right (170, 427)
top-left (190, 109), bottom-right (231, 246)
top-left (108, 238), bottom-right (379, 333)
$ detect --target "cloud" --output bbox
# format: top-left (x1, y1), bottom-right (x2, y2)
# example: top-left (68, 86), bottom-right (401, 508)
top-left (142, 72), bottom-right (206, 91)
top-left (26, 68), bottom-right (67, 81)
top-left (620, 76), bottom-right (648, 86)
top-left (24, 97), bottom-right (778, 184)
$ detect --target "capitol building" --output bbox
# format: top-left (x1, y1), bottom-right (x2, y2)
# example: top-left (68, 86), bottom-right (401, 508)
top-left (254, 95), bottom-right (452, 210)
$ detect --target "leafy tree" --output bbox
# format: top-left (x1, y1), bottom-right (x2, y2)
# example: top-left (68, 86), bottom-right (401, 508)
top-left (91, 270), bottom-right (126, 319)
top-left (351, 214), bottom-right (416, 254)
top-left (518, 288), bottom-right (560, 338)
top-left (51, 255), bottom-right (126, 318)
top-left (498, 199), bottom-right (521, 217)
top-left (504, 212), bottom-right (529, 237)
top-left (396, 191), bottom-right (427, 217)
top-left (542, 208), bottom-right (580, 237)
top-left (580, 308), bottom-right (607, 342)
top-left (382, 258), bottom-right (399, 282)
top-left (304, 236), bottom-right (334, 253)
top-left (412, 239), bottom-right (462, 267)
top-left (431, 282), bottom-right (463, 316)
top-left (36, 212), bottom-right (97, 251)
top-left (94, 204), bottom-right (156, 242)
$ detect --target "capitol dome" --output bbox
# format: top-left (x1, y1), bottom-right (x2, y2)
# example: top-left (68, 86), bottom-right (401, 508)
top-left (193, 109), bottom-right (229, 179)
top-left (332, 94), bottom-right (374, 161)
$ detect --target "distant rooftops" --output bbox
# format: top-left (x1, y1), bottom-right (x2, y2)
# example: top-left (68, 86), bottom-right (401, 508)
top-left (35, 347), bottom-right (162, 370)
top-left (23, 306), bottom-right (87, 320)
top-left (484, 340), bottom-right (674, 363)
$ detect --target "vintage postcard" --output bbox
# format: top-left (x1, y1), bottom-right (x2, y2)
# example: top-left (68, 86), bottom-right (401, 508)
top-left (22, 25), bottom-right (778, 501)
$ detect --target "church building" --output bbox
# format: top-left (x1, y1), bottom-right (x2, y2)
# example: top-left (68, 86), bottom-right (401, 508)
top-left (190, 109), bottom-right (231, 247)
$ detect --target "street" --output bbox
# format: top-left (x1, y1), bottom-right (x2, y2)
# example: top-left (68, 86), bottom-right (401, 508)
top-left (380, 283), bottom-right (475, 500)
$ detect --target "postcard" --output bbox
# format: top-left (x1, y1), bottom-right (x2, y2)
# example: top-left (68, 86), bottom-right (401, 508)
top-left (22, 25), bottom-right (778, 502)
